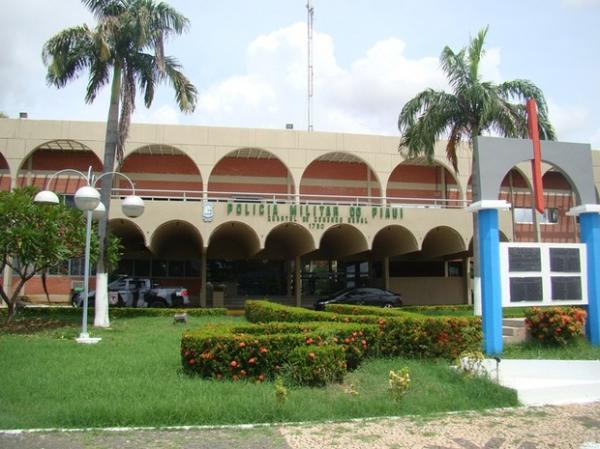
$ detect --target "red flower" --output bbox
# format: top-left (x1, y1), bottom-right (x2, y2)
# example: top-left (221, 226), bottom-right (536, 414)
top-left (230, 360), bottom-right (238, 368)
top-left (248, 357), bottom-right (256, 365)
top-left (188, 358), bottom-right (196, 365)
top-left (305, 337), bottom-right (314, 345)
top-left (239, 341), bottom-right (246, 348)
top-left (259, 347), bottom-right (268, 354)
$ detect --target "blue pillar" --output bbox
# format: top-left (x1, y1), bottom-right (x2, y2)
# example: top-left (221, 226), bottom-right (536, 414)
top-left (478, 208), bottom-right (503, 355)
top-left (580, 212), bottom-right (600, 345)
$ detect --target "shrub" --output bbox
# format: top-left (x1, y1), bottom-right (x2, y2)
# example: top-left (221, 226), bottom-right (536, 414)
top-left (245, 301), bottom-right (481, 360)
top-left (524, 307), bottom-right (586, 346)
top-left (180, 321), bottom-right (379, 382)
top-left (389, 368), bottom-right (411, 400)
top-left (282, 345), bottom-right (346, 387)
top-left (0, 306), bottom-right (227, 319)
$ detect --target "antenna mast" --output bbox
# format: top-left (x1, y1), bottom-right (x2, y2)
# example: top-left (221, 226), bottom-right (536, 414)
top-left (306, 0), bottom-right (314, 132)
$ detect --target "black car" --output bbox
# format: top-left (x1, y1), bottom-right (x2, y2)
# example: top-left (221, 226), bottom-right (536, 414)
top-left (314, 287), bottom-right (402, 310)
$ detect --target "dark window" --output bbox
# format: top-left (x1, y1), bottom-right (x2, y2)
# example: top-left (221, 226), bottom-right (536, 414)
top-left (551, 276), bottom-right (582, 300)
top-left (168, 260), bottom-right (185, 277)
top-left (185, 260), bottom-right (201, 277)
top-left (134, 260), bottom-right (150, 277)
top-left (152, 260), bottom-right (168, 277)
top-left (509, 277), bottom-right (543, 302)
top-left (550, 248), bottom-right (581, 273)
top-left (508, 247), bottom-right (541, 272)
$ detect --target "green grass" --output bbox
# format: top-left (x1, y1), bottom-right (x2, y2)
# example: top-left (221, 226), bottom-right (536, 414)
top-left (503, 337), bottom-right (600, 360)
top-left (0, 313), bottom-right (518, 429)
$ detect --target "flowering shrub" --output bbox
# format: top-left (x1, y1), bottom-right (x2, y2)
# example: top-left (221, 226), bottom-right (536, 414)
top-left (180, 321), bottom-right (379, 382)
top-left (182, 301), bottom-right (482, 386)
top-left (245, 301), bottom-right (481, 360)
top-left (389, 368), bottom-right (411, 400)
top-left (524, 307), bottom-right (586, 346)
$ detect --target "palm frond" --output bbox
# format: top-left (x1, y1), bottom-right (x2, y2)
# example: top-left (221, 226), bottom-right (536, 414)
top-left (117, 64), bottom-right (136, 163)
top-left (82, 0), bottom-right (126, 19)
top-left (163, 56), bottom-right (197, 113)
top-left (399, 94), bottom-right (462, 163)
top-left (42, 25), bottom-right (96, 88)
top-left (467, 26), bottom-right (489, 81)
top-left (440, 46), bottom-right (470, 93)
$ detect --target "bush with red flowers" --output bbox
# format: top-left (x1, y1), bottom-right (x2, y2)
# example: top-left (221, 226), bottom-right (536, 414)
top-left (524, 307), bottom-right (587, 346)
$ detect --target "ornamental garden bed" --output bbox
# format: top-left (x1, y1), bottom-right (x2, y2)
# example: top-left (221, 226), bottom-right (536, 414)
top-left (180, 300), bottom-right (482, 386)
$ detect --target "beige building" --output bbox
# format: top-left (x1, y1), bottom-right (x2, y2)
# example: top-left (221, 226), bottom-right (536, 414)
top-left (1, 118), bottom-right (598, 307)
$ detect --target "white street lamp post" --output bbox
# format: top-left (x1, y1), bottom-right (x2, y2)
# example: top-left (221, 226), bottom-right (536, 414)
top-left (34, 166), bottom-right (144, 344)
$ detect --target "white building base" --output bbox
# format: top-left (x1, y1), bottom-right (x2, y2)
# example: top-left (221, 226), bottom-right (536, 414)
top-left (483, 359), bottom-right (600, 406)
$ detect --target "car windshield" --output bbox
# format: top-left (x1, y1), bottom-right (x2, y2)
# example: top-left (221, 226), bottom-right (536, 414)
top-left (324, 288), bottom-right (353, 300)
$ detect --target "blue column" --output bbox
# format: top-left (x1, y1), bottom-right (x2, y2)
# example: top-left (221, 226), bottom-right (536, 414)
top-left (478, 208), bottom-right (503, 355)
top-left (580, 212), bottom-right (600, 345)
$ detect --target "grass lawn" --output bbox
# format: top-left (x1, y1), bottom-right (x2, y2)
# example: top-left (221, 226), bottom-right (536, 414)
top-left (0, 312), bottom-right (518, 429)
top-left (503, 337), bottom-right (600, 360)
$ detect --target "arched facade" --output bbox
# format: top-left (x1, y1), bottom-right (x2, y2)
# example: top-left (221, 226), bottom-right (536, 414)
top-left (2, 119), bottom-right (600, 307)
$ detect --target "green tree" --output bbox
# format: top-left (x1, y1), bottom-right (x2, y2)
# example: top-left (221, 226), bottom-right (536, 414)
top-left (397, 27), bottom-right (555, 312)
top-left (0, 112), bottom-right (8, 119)
top-left (42, 0), bottom-right (197, 327)
top-left (0, 188), bottom-right (122, 322)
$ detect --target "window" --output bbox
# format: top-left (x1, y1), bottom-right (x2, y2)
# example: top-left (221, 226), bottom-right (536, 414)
top-left (514, 208), bottom-right (559, 224)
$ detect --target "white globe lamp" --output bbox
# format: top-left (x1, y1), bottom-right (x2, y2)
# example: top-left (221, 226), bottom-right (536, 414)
top-left (92, 201), bottom-right (106, 220)
top-left (34, 190), bottom-right (60, 205)
top-left (74, 186), bottom-right (101, 211)
top-left (122, 195), bottom-right (145, 218)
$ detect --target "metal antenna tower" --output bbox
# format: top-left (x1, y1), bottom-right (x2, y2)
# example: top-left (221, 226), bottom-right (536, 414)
top-left (306, 0), bottom-right (314, 132)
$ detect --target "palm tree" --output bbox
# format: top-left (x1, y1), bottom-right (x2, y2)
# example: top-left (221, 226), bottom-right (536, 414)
top-left (43, 0), bottom-right (197, 327)
top-left (397, 27), bottom-right (555, 314)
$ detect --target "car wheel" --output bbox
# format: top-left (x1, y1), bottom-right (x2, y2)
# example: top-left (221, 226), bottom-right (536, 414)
top-left (383, 303), bottom-right (393, 308)
top-left (149, 299), bottom-right (167, 308)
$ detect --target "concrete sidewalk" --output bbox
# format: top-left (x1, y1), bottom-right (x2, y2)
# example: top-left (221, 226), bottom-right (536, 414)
top-left (482, 359), bottom-right (600, 406)
top-left (1, 402), bottom-right (599, 449)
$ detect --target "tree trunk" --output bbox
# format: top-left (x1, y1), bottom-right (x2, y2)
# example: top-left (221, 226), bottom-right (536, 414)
top-left (471, 137), bottom-right (482, 316)
top-left (6, 301), bottom-right (15, 323)
top-left (94, 62), bottom-right (122, 328)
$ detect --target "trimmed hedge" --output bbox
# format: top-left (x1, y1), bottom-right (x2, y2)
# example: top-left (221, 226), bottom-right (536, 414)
top-left (181, 321), bottom-right (376, 383)
top-left (0, 306), bottom-right (227, 319)
top-left (246, 300), bottom-right (481, 359)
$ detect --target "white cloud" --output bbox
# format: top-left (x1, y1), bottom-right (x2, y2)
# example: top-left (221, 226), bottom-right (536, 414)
top-left (0, 0), bottom-right (94, 117)
top-left (134, 105), bottom-right (180, 125)
top-left (547, 100), bottom-right (591, 143)
top-left (190, 23), bottom-right (507, 137)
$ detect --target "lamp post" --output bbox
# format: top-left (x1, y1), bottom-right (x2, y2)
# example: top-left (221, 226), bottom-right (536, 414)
top-left (34, 167), bottom-right (144, 344)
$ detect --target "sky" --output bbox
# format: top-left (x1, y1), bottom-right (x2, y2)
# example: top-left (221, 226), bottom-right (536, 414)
top-left (1, 0), bottom-right (599, 147)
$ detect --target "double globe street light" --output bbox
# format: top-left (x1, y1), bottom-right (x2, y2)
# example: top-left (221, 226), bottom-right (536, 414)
top-left (34, 167), bottom-right (144, 344)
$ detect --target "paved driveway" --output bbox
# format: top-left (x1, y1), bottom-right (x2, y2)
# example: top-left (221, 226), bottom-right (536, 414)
top-left (2, 402), bottom-right (599, 449)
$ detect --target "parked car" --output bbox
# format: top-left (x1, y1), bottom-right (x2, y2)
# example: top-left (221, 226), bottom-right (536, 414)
top-left (71, 276), bottom-right (190, 308)
top-left (314, 287), bottom-right (402, 311)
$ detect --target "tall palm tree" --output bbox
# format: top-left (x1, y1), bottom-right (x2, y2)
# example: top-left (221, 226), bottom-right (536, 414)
top-left (43, 0), bottom-right (197, 327)
top-left (397, 27), bottom-right (555, 313)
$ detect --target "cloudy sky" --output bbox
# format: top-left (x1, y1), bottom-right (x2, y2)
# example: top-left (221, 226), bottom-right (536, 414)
top-left (1, 0), bottom-right (599, 147)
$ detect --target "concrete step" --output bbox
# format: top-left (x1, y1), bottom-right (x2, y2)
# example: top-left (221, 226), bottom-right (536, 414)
top-left (503, 326), bottom-right (528, 337)
top-left (482, 359), bottom-right (600, 406)
top-left (503, 317), bottom-right (527, 327)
